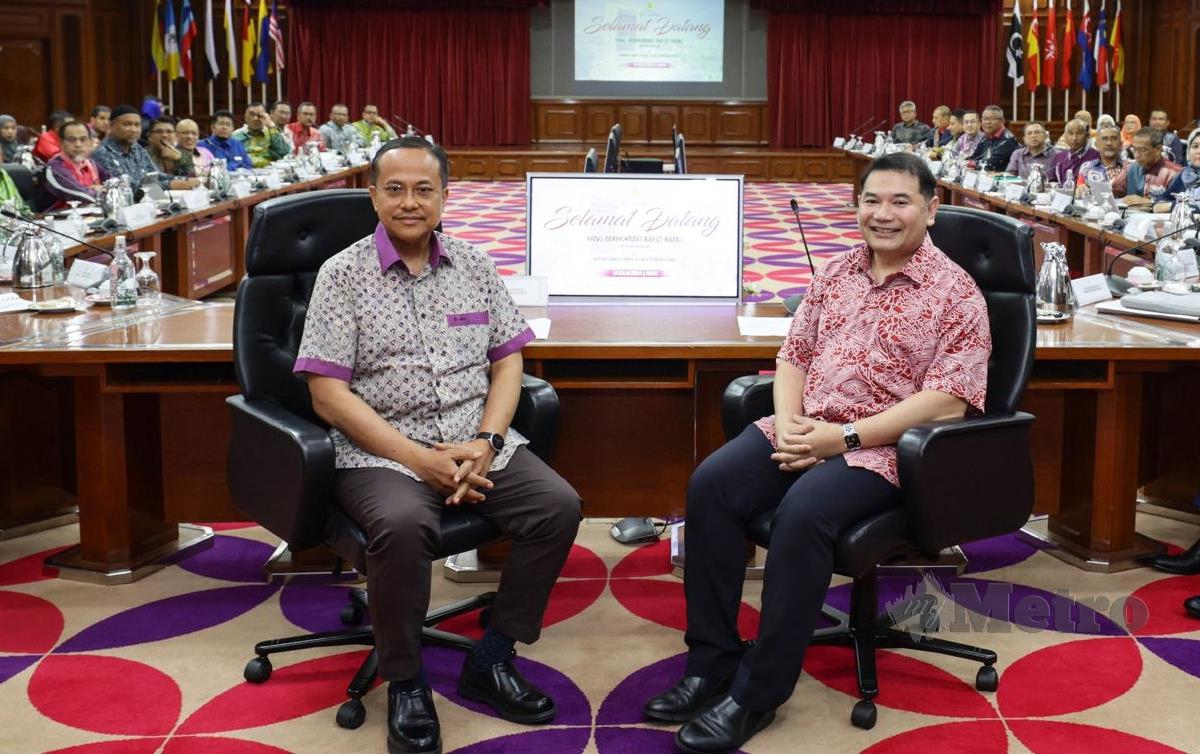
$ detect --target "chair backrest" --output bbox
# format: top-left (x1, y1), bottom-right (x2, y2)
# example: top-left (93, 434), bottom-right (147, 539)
top-left (583, 147), bottom-right (598, 173)
top-left (233, 189), bottom-right (380, 421)
top-left (603, 131), bottom-right (619, 173)
top-left (674, 135), bottom-right (687, 175)
top-left (927, 205), bottom-right (1036, 414)
top-left (1, 163), bottom-right (36, 202)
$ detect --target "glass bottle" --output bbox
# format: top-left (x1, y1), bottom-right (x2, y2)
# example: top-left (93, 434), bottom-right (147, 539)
top-left (109, 235), bottom-right (138, 311)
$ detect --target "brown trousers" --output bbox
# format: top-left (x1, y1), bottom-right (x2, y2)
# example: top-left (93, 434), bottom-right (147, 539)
top-left (335, 447), bottom-right (582, 680)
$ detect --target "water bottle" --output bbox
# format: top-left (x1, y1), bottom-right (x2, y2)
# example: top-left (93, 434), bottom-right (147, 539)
top-left (109, 235), bottom-right (138, 311)
top-left (1155, 238), bottom-right (1187, 283)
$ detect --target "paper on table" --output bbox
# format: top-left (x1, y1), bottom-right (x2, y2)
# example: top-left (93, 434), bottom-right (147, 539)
top-left (737, 316), bottom-right (791, 337)
top-left (0, 292), bottom-right (30, 314)
top-left (528, 317), bottom-right (551, 339)
top-left (1095, 298), bottom-right (1200, 324)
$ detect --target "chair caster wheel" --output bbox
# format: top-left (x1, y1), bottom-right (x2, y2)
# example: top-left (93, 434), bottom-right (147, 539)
top-left (336, 699), bottom-right (366, 729)
top-left (851, 699), bottom-right (877, 730)
top-left (976, 665), bottom-right (999, 692)
top-left (341, 603), bottom-right (365, 626)
top-left (478, 606), bottom-right (492, 628)
top-left (244, 656), bottom-right (271, 683)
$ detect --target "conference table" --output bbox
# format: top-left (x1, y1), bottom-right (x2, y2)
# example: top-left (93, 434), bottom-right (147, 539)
top-left (1, 295), bottom-right (1198, 582)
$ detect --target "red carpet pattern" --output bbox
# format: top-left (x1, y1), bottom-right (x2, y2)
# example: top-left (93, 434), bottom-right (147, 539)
top-left (2, 513), bottom-right (1199, 753)
top-left (441, 181), bottom-right (861, 303)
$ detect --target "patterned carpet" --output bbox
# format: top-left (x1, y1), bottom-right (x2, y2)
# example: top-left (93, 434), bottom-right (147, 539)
top-left (440, 181), bottom-right (861, 303)
top-left (2, 512), bottom-right (1200, 754)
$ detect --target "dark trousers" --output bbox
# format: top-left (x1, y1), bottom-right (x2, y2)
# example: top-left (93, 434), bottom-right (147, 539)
top-left (336, 447), bottom-right (582, 681)
top-left (683, 426), bottom-right (901, 712)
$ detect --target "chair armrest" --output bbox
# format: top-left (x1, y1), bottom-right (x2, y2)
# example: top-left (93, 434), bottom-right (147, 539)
top-left (226, 395), bottom-right (335, 550)
top-left (897, 411), bottom-right (1036, 553)
top-left (722, 374), bottom-right (775, 439)
top-left (515, 374), bottom-right (560, 462)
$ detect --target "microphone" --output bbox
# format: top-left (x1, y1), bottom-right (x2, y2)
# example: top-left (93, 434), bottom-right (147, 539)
top-left (391, 115), bottom-right (422, 137)
top-left (0, 208), bottom-right (114, 258)
top-left (848, 115), bottom-right (876, 137)
top-left (784, 198), bottom-right (818, 314)
top-left (1104, 212), bottom-right (1200, 295)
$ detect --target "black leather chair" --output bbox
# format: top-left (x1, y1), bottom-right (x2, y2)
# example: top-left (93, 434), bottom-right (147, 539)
top-left (674, 135), bottom-right (687, 175)
top-left (721, 206), bottom-right (1037, 729)
top-left (583, 147), bottom-right (598, 173)
top-left (226, 189), bottom-right (561, 729)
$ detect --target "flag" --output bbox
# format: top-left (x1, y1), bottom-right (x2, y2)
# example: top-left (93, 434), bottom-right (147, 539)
top-left (1110, 0), bottom-right (1124, 86)
top-left (150, 0), bottom-right (167, 75)
top-left (1061, 0), bottom-right (1074, 89)
top-left (223, 0), bottom-right (238, 82)
top-left (240, 0), bottom-right (255, 87)
top-left (1027, 0), bottom-right (1041, 90)
top-left (1007, 1), bottom-right (1025, 88)
top-left (268, 0), bottom-right (284, 73)
top-left (164, 0), bottom-right (180, 80)
top-left (1095, 0), bottom-right (1109, 92)
top-left (1078, 0), bottom-right (1094, 90)
top-left (204, 0), bottom-right (219, 79)
top-left (1044, 0), bottom-right (1057, 89)
top-left (180, 0), bottom-right (198, 83)
top-left (254, 0), bottom-right (270, 83)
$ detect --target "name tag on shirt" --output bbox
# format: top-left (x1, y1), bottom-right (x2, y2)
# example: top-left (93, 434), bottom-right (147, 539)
top-left (447, 311), bottom-right (489, 327)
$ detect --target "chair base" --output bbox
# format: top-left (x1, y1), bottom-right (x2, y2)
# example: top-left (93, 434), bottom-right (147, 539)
top-left (814, 572), bottom-right (998, 730)
top-left (244, 587), bottom-right (497, 729)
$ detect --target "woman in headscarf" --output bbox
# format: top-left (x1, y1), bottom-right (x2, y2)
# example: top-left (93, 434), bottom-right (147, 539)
top-left (1120, 114), bottom-right (1142, 160)
top-left (0, 115), bottom-right (20, 163)
top-left (1164, 129), bottom-right (1200, 203)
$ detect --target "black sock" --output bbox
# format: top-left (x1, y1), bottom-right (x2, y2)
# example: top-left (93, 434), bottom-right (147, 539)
top-left (470, 626), bottom-right (515, 669)
top-left (389, 668), bottom-right (427, 694)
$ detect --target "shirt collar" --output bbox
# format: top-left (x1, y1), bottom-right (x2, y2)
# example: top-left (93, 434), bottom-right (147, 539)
top-left (987, 126), bottom-right (1006, 139)
top-left (374, 222), bottom-right (447, 274)
top-left (852, 234), bottom-right (936, 287)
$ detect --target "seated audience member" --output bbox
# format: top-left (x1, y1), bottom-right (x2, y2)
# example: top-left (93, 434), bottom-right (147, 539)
top-left (268, 100), bottom-right (293, 150)
top-left (319, 103), bottom-right (363, 153)
top-left (1114, 127), bottom-right (1183, 204)
top-left (88, 105), bottom-right (111, 145)
top-left (953, 110), bottom-right (984, 159)
top-left (925, 105), bottom-right (953, 147)
top-left (644, 152), bottom-right (990, 753)
top-left (147, 117), bottom-right (197, 180)
top-left (1006, 121), bottom-right (1058, 178)
top-left (33, 110), bottom-right (73, 162)
top-left (1149, 109), bottom-right (1186, 164)
top-left (1160, 130), bottom-right (1200, 207)
top-left (969, 105), bottom-right (1018, 171)
top-left (176, 119), bottom-right (214, 179)
top-left (286, 101), bottom-right (325, 154)
top-left (295, 136), bottom-right (581, 754)
top-left (200, 110), bottom-right (253, 171)
top-left (92, 105), bottom-right (189, 189)
top-left (140, 96), bottom-right (164, 143)
top-left (1120, 114), bottom-right (1141, 159)
top-left (1048, 119), bottom-right (1099, 185)
top-left (890, 100), bottom-right (932, 145)
top-left (233, 102), bottom-right (289, 168)
top-left (1059, 109), bottom-right (1096, 149)
top-left (0, 115), bottom-right (22, 163)
top-left (45, 120), bottom-right (109, 209)
top-left (1080, 124), bottom-right (1129, 184)
top-left (1145, 532), bottom-right (1200, 619)
top-left (352, 104), bottom-right (398, 144)
top-left (0, 163), bottom-right (29, 212)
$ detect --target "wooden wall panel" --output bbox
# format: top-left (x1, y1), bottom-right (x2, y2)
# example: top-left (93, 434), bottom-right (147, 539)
top-left (617, 105), bottom-right (648, 141)
top-left (534, 100), bottom-right (769, 146)
top-left (537, 105), bottom-right (583, 141)
top-left (681, 106), bottom-right (713, 144)
top-left (715, 107), bottom-right (761, 144)
top-left (585, 105), bottom-right (617, 140)
top-left (649, 105), bottom-right (680, 143)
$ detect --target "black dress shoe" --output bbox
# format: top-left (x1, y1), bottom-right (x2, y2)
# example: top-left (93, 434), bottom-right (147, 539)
top-left (644, 675), bottom-right (732, 722)
top-left (1185, 595), bottom-right (1200, 620)
top-left (1143, 540), bottom-right (1200, 575)
top-left (387, 686), bottom-right (441, 754)
top-left (675, 695), bottom-right (775, 754)
top-left (457, 657), bottom-right (556, 724)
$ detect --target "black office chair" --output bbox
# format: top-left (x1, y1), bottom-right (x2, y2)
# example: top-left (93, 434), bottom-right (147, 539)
top-left (226, 189), bottom-right (561, 730)
top-left (674, 135), bottom-right (687, 175)
top-left (603, 135), bottom-right (619, 174)
top-left (1, 163), bottom-right (42, 209)
top-left (721, 206), bottom-right (1037, 730)
top-left (583, 147), bottom-right (598, 173)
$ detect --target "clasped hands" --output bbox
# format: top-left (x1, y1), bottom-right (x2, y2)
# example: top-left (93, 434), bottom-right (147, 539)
top-left (771, 414), bottom-right (846, 473)
top-left (415, 439), bottom-right (496, 505)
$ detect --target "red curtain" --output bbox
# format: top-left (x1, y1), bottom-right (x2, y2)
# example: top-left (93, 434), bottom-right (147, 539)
top-left (768, 10), bottom-right (1000, 147)
top-left (287, 5), bottom-right (530, 146)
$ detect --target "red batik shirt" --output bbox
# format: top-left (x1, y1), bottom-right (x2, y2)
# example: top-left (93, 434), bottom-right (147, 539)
top-left (756, 235), bottom-right (991, 486)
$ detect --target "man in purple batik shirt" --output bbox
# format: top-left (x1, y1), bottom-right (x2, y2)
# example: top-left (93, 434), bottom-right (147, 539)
top-left (1048, 119), bottom-right (1100, 185)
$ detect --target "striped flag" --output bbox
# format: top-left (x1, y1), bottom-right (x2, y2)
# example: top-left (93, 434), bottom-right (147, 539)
top-left (1078, 0), bottom-right (1094, 90)
top-left (268, 0), bottom-right (284, 73)
top-left (1061, 0), bottom-right (1074, 89)
top-left (1044, 0), bottom-right (1057, 89)
top-left (1095, 0), bottom-right (1109, 92)
top-left (150, 0), bottom-right (167, 75)
top-left (180, 0), bottom-right (198, 83)
top-left (1027, 0), bottom-right (1041, 90)
top-left (240, 0), bottom-right (255, 87)
top-left (254, 0), bottom-right (269, 83)
top-left (204, 0), bottom-right (219, 78)
top-left (224, 0), bottom-right (238, 82)
top-left (1110, 0), bottom-right (1124, 86)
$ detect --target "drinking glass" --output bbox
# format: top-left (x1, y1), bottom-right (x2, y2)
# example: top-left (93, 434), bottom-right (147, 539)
top-left (134, 251), bottom-right (161, 307)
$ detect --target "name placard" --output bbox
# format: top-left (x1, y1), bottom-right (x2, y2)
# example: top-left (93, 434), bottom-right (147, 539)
top-left (230, 181), bottom-right (253, 199)
top-left (977, 174), bottom-right (997, 193)
top-left (1070, 273), bottom-right (1113, 306)
top-left (833, 137), bottom-right (845, 148)
top-left (502, 275), bottom-right (550, 307)
top-left (118, 203), bottom-right (156, 229)
top-left (1004, 183), bottom-right (1025, 201)
top-left (179, 188), bottom-right (211, 211)
top-left (1049, 192), bottom-right (1073, 213)
top-left (66, 257), bottom-right (108, 289)
top-left (1179, 248), bottom-right (1199, 278)
top-left (262, 173), bottom-right (283, 190)
top-left (963, 172), bottom-right (978, 189)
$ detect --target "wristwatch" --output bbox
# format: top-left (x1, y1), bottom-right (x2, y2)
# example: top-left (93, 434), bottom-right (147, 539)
top-left (842, 423), bottom-right (861, 450)
top-left (475, 431), bottom-right (505, 453)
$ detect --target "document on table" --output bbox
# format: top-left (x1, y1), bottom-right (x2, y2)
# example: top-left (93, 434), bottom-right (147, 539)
top-left (0, 292), bottom-right (30, 314)
top-left (527, 318), bottom-right (552, 339)
top-left (737, 316), bottom-right (792, 337)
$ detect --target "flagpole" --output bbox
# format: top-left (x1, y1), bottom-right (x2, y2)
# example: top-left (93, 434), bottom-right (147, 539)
top-left (275, 74), bottom-right (281, 103)
top-left (1030, 90), bottom-right (1035, 122)
top-left (261, 82), bottom-right (266, 104)
top-left (1013, 80), bottom-right (1018, 123)
top-left (228, 80), bottom-right (233, 112)
top-left (1115, 85), bottom-right (1120, 119)
top-left (208, 80), bottom-right (214, 116)
top-left (168, 82), bottom-right (175, 116)
top-left (1098, 88), bottom-right (1104, 117)
top-left (157, 72), bottom-right (163, 101)
top-left (188, 82), bottom-right (194, 116)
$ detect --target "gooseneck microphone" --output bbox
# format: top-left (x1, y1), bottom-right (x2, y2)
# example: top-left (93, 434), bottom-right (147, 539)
top-left (848, 115), bottom-right (876, 137)
top-left (1104, 213), bottom-right (1200, 295)
top-left (783, 198), bottom-right (818, 314)
top-left (0, 208), bottom-right (114, 257)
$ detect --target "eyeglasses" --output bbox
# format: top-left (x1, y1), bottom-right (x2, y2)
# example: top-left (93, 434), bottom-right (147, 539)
top-left (380, 185), bottom-right (440, 203)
